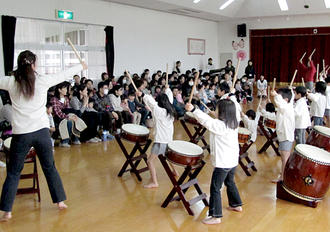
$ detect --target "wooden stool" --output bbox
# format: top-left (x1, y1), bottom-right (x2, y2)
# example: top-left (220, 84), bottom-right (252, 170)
top-left (258, 118), bottom-right (280, 156)
top-left (115, 124), bottom-right (152, 181)
top-left (4, 137), bottom-right (41, 202)
top-left (159, 140), bottom-right (208, 216)
top-left (180, 112), bottom-right (210, 153)
top-left (239, 142), bottom-right (257, 176)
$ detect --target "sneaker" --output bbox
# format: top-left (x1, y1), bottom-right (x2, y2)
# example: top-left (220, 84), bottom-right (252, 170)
top-left (59, 143), bottom-right (71, 148)
top-left (87, 138), bottom-right (99, 143)
top-left (107, 134), bottom-right (115, 141)
top-left (94, 137), bottom-right (102, 142)
top-left (0, 161), bottom-right (6, 167)
top-left (72, 140), bottom-right (81, 145)
top-left (116, 129), bottom-right (121, 134)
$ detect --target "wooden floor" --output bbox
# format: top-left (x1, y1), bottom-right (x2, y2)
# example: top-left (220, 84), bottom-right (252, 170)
top-left (0, 101), bottom-right (329, 232)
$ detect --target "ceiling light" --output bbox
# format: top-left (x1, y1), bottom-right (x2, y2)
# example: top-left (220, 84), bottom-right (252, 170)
top-left (193, 0), bottom-right (201, 3)
top-left (325, 0), bottom-right (330, 8)
top-left (278, 0), bottom-right (288, 11)
top-left (219, 0), bottom-right (236, 10)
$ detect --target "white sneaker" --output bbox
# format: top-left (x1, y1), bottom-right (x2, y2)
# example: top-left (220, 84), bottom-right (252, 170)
top-left (72, 140), bottom-right (81, 145)
top-left (94, 137), bottom-right (102, 142)
top-left (59, 143), bottom-right (71, 148)
top-left (87, 138), bottom-right (99, 143)
top-left (116, 129), bottom-right (121, 134)
top-left (0, 161), bottom-right (6, 167)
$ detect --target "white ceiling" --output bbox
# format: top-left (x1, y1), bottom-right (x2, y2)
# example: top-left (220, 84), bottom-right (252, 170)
top-left (101, 0), bottom-right (330, 21)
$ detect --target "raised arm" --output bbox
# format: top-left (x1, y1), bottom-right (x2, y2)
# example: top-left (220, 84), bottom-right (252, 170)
top-left (165, 86), bottom-right (173, 104)
top-left (45, 64), bottom-right (84, 88)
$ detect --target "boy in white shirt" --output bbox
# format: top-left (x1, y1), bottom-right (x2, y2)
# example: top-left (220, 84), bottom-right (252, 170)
top-left (294, 86), bottom-right (311, 144)
top-left (271, 88), bottom-right (295, 183)
top-left (325, 77), bottom-right (330, 126)
top-left (241, 110), bottom-right (257, 142)
top-left (307, 81), bottom-right (327, 126)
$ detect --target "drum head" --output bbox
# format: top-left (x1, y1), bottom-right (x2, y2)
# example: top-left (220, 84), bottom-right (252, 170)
top-left (314, 126), bottom-right (330, 137)
top-left (121, 124), bottom-right (149, 136)
top-left (295, 144), bottom-right (330, 165)
top-left (238, 127), bottom-right (251, 135)
top-left (185, 111), bottom-right (195, 118)
top-left (4, 137), bottom-right (12, 150)
top-left (168, 140), bottom-right (203, 157)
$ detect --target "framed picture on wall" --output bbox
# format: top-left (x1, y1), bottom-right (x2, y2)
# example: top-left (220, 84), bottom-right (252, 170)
top-left (188, 38), bottom-right (205, 55)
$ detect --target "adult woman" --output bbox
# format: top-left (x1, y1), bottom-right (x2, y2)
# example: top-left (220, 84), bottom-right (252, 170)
top-left (0, 50), bottom-right (86, 221)
top-left (109, 85), bottom-right (132, 128)
top-left (245, 60), bottom-right (256, 94)
top-left (70, 84), bottom-right (100, 143)
top-left (256, 75), bottom-right (268, 97)
top-left (51, 82), bottom-right (81, 147)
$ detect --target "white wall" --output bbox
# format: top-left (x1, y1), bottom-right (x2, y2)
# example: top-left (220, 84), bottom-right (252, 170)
top-left (0, 0), bottom-right (219, 76)
top-left (218, 14), bottom-right (330, 79)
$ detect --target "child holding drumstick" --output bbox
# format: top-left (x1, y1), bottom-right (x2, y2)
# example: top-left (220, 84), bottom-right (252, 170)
top-left (136, 85), bottom-right (178, 188)
top-left (185, 88), bottom-right (242, 225)
top-left (270, 88), bottom-right (295, 182)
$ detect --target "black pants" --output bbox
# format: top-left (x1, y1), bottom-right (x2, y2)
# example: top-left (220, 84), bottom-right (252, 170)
top-left (0, 128), bottom-right (66, 212)
top-left (209, 167), bottom-right (242, 218)
top-left (80, 111), bottom-right (99, 141)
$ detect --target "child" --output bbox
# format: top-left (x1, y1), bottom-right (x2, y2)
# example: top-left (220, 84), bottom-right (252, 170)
top-left (294, 86), bottom-right (311, 144)
top-left (271, 88), bottom-right (295, 183)
top-left (241, 109), bottom-right (257, 142)
top-left (307, 81), bottom-right (327, 126)
top-left (325, 76), bottom-right (330, 126)
top-left (46, 103), bottom-right (56, 147)
top-left (128, 92), bottom-right (142, 125)
top-left (257, 75), bottom-right (267, 97)
top-left (207, 84), bottom-right (216, 101)
top-left (185, 99), bottom-right (242, 225)
top-left (137, 85), bottom-right (177, 188)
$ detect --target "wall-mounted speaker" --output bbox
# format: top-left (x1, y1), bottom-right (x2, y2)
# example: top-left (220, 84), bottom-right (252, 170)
top-left (237, 24), bottom-right (246, 37)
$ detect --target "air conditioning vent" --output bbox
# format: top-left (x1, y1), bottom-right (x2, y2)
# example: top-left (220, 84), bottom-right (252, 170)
top-left (168, 8), bottom-right (201, 15)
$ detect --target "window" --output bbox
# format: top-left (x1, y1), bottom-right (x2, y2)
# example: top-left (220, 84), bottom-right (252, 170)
top-left (14, 18), bottom-right (106, 81)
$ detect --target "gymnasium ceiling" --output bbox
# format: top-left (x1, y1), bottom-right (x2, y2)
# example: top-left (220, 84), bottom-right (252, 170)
top-left (102, 0), bottom-right (330, 21)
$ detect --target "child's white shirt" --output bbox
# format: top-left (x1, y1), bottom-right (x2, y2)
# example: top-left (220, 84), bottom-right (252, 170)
top-left (308, 92), bottom-right (326, 117)
top-left (294, 97), bottom-right (311, 129)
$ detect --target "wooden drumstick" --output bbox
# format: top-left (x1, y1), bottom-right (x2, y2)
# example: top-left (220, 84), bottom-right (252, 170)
top-left (200, 101), bottom-right (211, 113)
top-left (67, 38), bottom-right (83, 64)
top-left (188, 72), bottom-right (199, 104)
top-left (267, 87), bottom-right (270, 102)
top-left (289, 69), bottom-right (298, 88)
top-left (309, 49), bottom-right (316, 60)
top-left (272, 78), bottom-right (276, 91)
top-left (232, 58), bottom-right (241, 88)
top-left (300, 52), bottom-right (306, 61)
top-left (301, 77), bottom-right (305, 87)
top-left (166, 63), bottom-right (169, 86)
top-left (125, 70), bottom-right (138, 92)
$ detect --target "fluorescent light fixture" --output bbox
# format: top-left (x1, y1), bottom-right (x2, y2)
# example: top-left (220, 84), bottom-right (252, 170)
top-left (325, 0), bottom-right (330, 8)
top-left (219, 0), bottom-right (235, 10)
top-left (278, 0), bottom-right (289, 11)
top-left (193, 0), bottom-right (201, 3)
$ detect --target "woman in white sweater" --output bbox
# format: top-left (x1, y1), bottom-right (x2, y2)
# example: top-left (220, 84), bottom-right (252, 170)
top-left (257, 75), bottom-right (268, 97)
top-left (0, 50), bottom-right (86, 221)
top-left (185, 98), bottom-right (242, 225)
top-left (109, 85), bottom-right (131, 129)
top-left (137, 86), bottom-right (177, 188)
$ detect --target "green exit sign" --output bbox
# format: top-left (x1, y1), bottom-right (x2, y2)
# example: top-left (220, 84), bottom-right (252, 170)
top-left (56, 10), bottom-right (73, 20)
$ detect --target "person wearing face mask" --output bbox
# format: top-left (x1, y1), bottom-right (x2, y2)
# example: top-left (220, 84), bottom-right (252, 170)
top-left (51, 82), bottom-right (81, 147)
top-left (92, 82), bottom-right (117, 140)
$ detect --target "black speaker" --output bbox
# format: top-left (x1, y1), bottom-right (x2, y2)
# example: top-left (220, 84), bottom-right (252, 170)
top-left (237, 24), bottom-right (246, 37)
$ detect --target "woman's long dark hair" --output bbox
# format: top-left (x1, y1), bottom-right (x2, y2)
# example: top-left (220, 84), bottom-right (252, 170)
top-left (217, 99), bottom-right (238, 129)
top-left (13, 50), bottom-right (37, 99)
top-left (156, 94), bottom-right (176, 118)
top-left (73, 84), bottom-right (87, 100)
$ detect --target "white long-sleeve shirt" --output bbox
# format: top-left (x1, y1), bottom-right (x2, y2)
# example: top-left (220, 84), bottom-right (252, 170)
top-left (308, 92), bottom-right (326, 117)
top-left (143, 88), bottom-right (174, 144)
top-left (0, 64), bottom-right (83, 134)
top-left (242, 115), bottom-right (257, 142)
top-left (274, 94), bottom-right (295, 142)
top-left (257, 80), bottom-right (267, 96)
top-left (326, 85), bottom-right (330, 110)
top-left (109, 94), bottom-right (123, 112)
top-left (193, 109), bottom-right (239, 168)
top-left (294, 97), bottom-right (311, 129)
